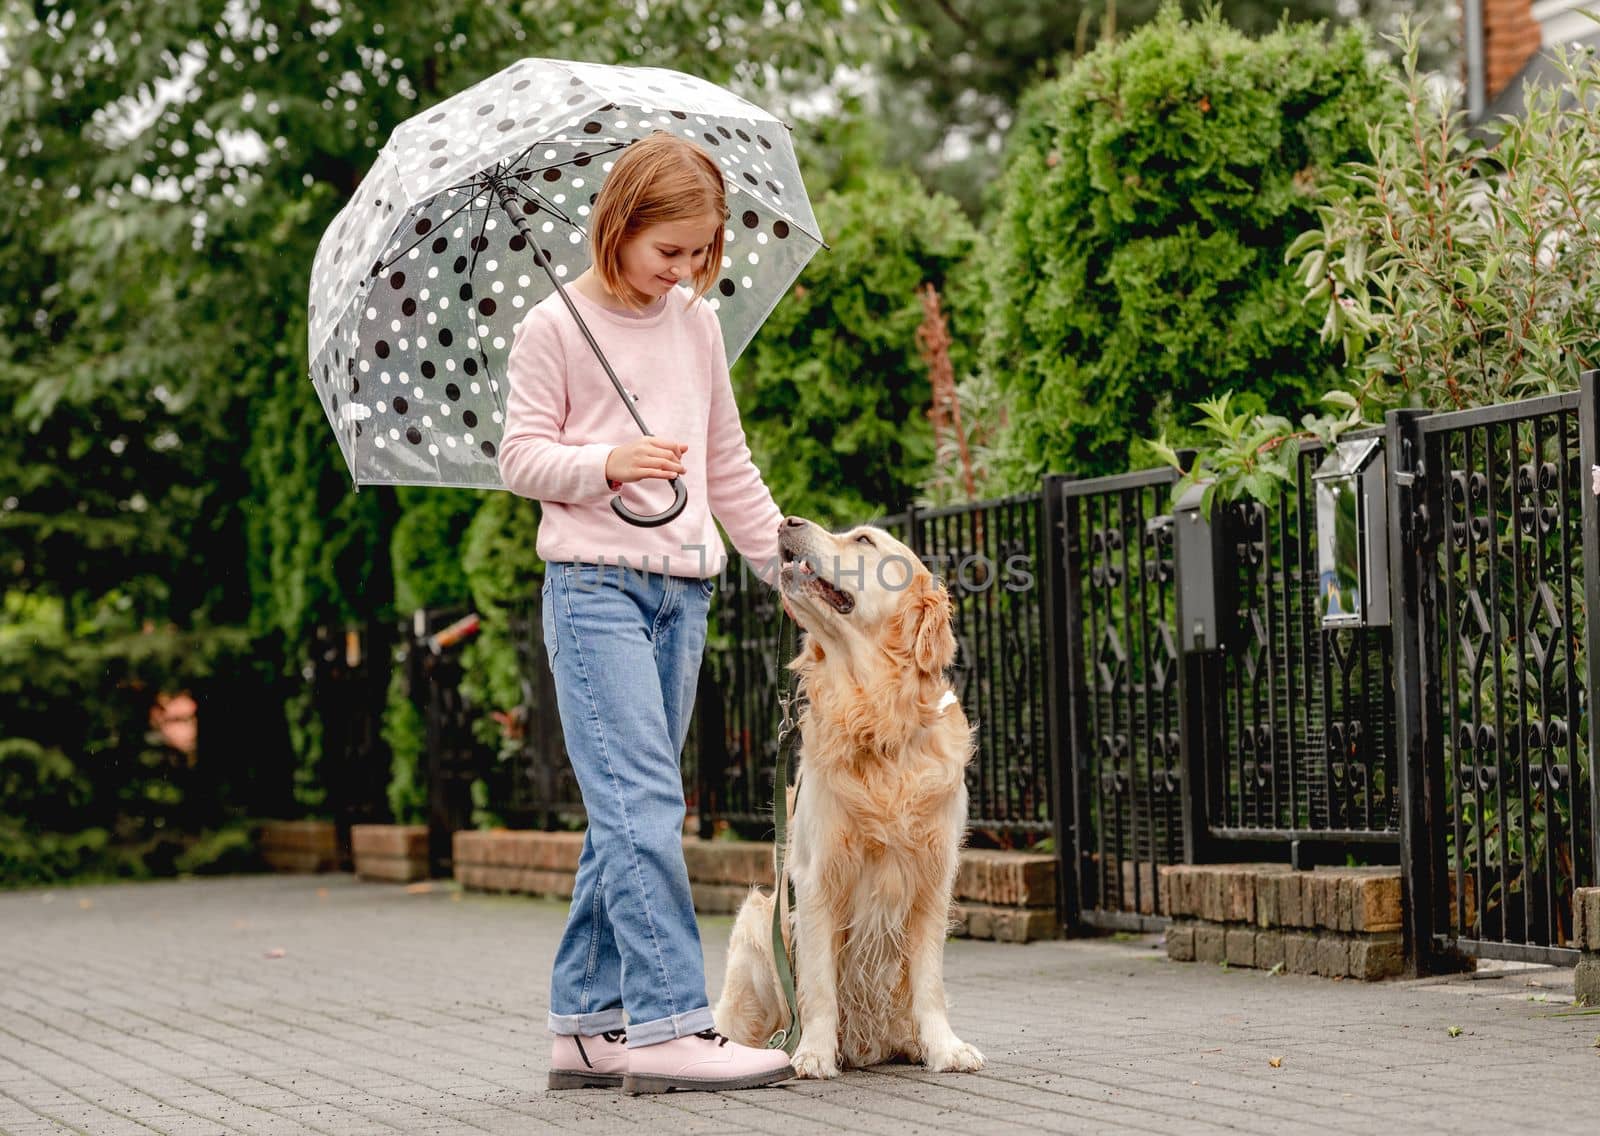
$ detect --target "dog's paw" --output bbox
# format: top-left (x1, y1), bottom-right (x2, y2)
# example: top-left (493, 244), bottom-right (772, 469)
top-left (924, 1040), bottom-right (985, 1073)
top-left (791, 1047), bottom-right (842, 1079)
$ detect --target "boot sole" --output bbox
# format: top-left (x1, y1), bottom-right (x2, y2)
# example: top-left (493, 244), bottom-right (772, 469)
top-left (623, 1064), bottom-right (795, 1095)
top-left (547, 1069), bottom-right (624, 1090)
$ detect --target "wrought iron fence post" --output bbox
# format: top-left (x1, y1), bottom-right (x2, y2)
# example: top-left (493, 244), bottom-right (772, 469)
top-left (1171, 456), bottom-right (1223, 868)
top-left (1387, 407), bottom-right (1458, 976)
top-left (1039, 473), bottom-right (1081, 931)
top-left (1579, 370), bottom-right (1600, 889)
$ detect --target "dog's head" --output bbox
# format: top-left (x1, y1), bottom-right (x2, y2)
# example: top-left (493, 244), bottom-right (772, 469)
top-left (776, 516), bottom-right (956, 678)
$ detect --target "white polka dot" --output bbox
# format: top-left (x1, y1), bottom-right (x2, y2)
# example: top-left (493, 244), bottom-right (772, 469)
top-left (428, 443), bottom-right (439, 456)
top-left (375, 435), bottom-right (386, 448)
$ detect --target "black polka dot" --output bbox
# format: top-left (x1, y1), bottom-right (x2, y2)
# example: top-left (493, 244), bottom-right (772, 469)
top-left (430, 138), bottom-right (447, 151)
top-left (574, 152), bottom-right (591, 167)
top-left (703, 133), bottom-right (720, 146)
top-left (421, 361), bottom-right (436, 378)
top-left (429, 157), bottom-right (447, 169)
top-left (509, 234), bottom-right (527, 251)
top-left (463, 410), bottom-right (478, 428)
top-left (542, 168), bottom-right (560, 182)
top-left (463, 358), bottom-right (479, 376)
top-left (719, 279), bottom-right (735, 297)
top-left (402, 298), bottom-right (416, 316)
top-left (432, 237), bottom-right (448, 254)
top-left (429, 112), bottom-right (446, 123)
top-left (459, 283), bottom-right (473, 301)
top-left (743, 172), bottom-right (758, 186)
top-left (479, 298), bottom-right (497, 316)
top-left (583, 121), bottom-right (602, 134)
top-left (736, 128), bottom-right (750, 142)
top-left (446, 383), bottom-right (461, 400)
top-left (390, 271), bottom-right (407, 289)
top-left (477, 104), bottom-right (495, 116)
top-left (766, 180), bottom-right (781, 196)
top-left (453, 256), bottom-right (468, 273)
top-left (439, 328), bottom-right (454, 347)
top-left (773, 220), bottom-right (790, 239)
top-left (757, 134), bottom-right (772, 150)
top-left (497, 119), bottom-right (515, 132)
top-left (717, 126), bottom-right (731, 139)
top-left (742, 210), bottom-right (759, 228)
top-left (470, 236), bottom-right (489, 252)
top-left (394, 397), bottom-right (409, 414)
top-left (375, 340), bottom-right (390, 358)
top-left (406, 426), bottom-right (422, 444)
top-left (480, 440), bottom-right (496, 458)
top-left (514, 79), bottom-right (531, 91)
top-left (670, 110), bottom-right (686, 120)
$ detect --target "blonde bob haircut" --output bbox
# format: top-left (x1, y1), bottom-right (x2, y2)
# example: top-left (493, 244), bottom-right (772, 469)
top-left (588, 131), bottom-right (728, 310)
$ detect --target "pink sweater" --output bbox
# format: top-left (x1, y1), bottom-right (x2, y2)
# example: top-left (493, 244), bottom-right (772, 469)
top-left (498, 284), bottom-right (783, 580)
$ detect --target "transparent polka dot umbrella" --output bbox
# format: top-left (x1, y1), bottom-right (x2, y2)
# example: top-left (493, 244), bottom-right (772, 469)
top-left (306, 57), bottom-right (823, 521)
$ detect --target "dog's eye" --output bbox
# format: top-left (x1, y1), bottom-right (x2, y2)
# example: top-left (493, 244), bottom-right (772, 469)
top-left (855, 534), bottom-right (874, 547)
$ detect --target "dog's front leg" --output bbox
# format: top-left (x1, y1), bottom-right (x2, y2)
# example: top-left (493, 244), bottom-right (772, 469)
top-left (908, 899), bottom-right (985, 1073)
top-left (789, 880), bottom-right (842, 1079)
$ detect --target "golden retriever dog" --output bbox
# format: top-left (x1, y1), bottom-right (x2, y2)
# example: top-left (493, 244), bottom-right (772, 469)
top-left (712, 516), bottom-right (985, 1079)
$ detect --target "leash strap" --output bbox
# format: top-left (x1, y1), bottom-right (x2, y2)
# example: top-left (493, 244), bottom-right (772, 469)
top-left (766, 619), bottom-right (803, 1057)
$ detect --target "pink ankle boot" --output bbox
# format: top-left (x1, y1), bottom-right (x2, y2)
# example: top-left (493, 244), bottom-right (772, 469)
top-left (547, 1029), bottom-right (628, 1090)
top-left (623, 1029), bottom-right (793, 1094)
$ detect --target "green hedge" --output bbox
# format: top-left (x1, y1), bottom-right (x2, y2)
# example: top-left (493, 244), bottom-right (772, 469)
top-left (982, 3), bottom-right (1400, 483)
top-left (735, 169), bottom-right (981, 525)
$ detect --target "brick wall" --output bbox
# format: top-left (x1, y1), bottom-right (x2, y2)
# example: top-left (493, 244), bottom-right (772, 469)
top-left (1484, 0), bottom-right (1545, 102)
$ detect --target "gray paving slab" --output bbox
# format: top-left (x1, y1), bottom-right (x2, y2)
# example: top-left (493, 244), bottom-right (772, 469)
top-left (0, 874), bottom-right (1594, 1135)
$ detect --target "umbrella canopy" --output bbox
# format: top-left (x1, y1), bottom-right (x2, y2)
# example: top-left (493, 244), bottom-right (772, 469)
top-left (307, 58), bottom-right (823, 490)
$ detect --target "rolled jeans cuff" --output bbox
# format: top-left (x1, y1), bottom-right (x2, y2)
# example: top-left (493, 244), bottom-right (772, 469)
top-left (624, 1005), bottom-right (715, 1048)
top-left (547, 1008), bottom-right (627, 1036)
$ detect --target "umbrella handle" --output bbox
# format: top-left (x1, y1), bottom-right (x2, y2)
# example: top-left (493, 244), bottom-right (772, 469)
top-left (610, 477), bottom-right (687, 528)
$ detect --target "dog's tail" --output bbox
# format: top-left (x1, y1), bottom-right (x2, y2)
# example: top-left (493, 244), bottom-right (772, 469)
top-left (712, 887), bottom-right (789, 1048)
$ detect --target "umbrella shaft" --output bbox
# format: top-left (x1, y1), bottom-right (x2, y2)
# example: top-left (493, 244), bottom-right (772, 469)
top-left (491, 179), bottom-right (652, 439)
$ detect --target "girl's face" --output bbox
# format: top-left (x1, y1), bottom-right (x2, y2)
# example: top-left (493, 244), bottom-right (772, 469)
top-left (618, 211), bottom-right (722, 301)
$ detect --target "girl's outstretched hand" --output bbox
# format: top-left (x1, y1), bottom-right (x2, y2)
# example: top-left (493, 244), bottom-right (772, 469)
top-left (605, 437), bottom-right (687, 486)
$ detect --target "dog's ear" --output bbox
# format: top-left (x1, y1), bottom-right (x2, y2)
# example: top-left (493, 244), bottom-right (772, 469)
top-left (899, 575), bottom-right (956, 676)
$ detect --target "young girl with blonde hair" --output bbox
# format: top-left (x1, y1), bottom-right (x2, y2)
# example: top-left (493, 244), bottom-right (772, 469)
top-left (498, 131), bottom-right (792, 1095)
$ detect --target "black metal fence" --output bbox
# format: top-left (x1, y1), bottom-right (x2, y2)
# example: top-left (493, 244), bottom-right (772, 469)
top-left (1206, 436), bottom-right (1399, 853)
top-left (319, 376), bottom-right (1600, 971)
top-left (691, 496), bottom-right (1053, 844)
top-left (1393, 384), bottom-right (1599, 966)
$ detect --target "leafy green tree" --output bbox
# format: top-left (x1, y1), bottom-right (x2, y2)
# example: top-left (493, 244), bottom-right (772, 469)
top-left (981, 4), bottom-right (1401, 485)
top-left (2, 1), bottom-right (903, 858)
top-left (878, 0), bottom-right (1456, 215)
top-left (735, 169), bottom-right (980, 526)
top-left (1163, 23), bottom-right (1600, 508)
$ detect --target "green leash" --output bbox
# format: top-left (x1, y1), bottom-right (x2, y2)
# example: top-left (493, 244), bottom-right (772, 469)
top-left (765, 620), bottom-right (804, 1058)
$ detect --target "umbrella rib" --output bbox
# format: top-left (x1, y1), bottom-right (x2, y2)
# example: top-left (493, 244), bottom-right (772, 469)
top-left (374, 182), bottom-right (493, 273)
top-left (463, 197), bottom-right (507, 419)
top-left (506, 186), bottom-right (585, 235)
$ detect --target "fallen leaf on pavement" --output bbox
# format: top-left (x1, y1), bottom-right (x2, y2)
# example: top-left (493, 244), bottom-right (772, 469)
top-left (404, 882), bottom-right (434, 895)
top-left (1447, 1025), bottom-right (1462, 1037)
top-left (316, 888), bottom-right (329, 899)
top-left (78, 898), bottom-right (93, 910)
top-left (1269, 1057), bottom-right (1283, 1068)
top-left (265, 947), bottom-right (287, 959)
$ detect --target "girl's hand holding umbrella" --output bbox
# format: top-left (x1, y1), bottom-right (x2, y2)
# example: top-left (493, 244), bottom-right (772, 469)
top-left (604, 437), bottom-right (687, 492)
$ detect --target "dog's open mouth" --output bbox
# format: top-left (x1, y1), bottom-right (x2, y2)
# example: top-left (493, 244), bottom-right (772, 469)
top-left (781, 557), bottom-right (856, 615)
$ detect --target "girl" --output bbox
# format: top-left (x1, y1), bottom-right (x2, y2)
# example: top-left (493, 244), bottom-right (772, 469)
top-left (498, 131), bottom-right (792, 1095)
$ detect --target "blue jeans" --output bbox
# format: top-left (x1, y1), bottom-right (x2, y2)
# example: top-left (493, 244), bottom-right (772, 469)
top-left (541, 562), bottom-right (715, 1047)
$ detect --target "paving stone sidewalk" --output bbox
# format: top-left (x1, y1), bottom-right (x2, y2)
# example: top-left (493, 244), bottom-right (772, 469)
top-left (0, 874), bottom-right (1594, 1135)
